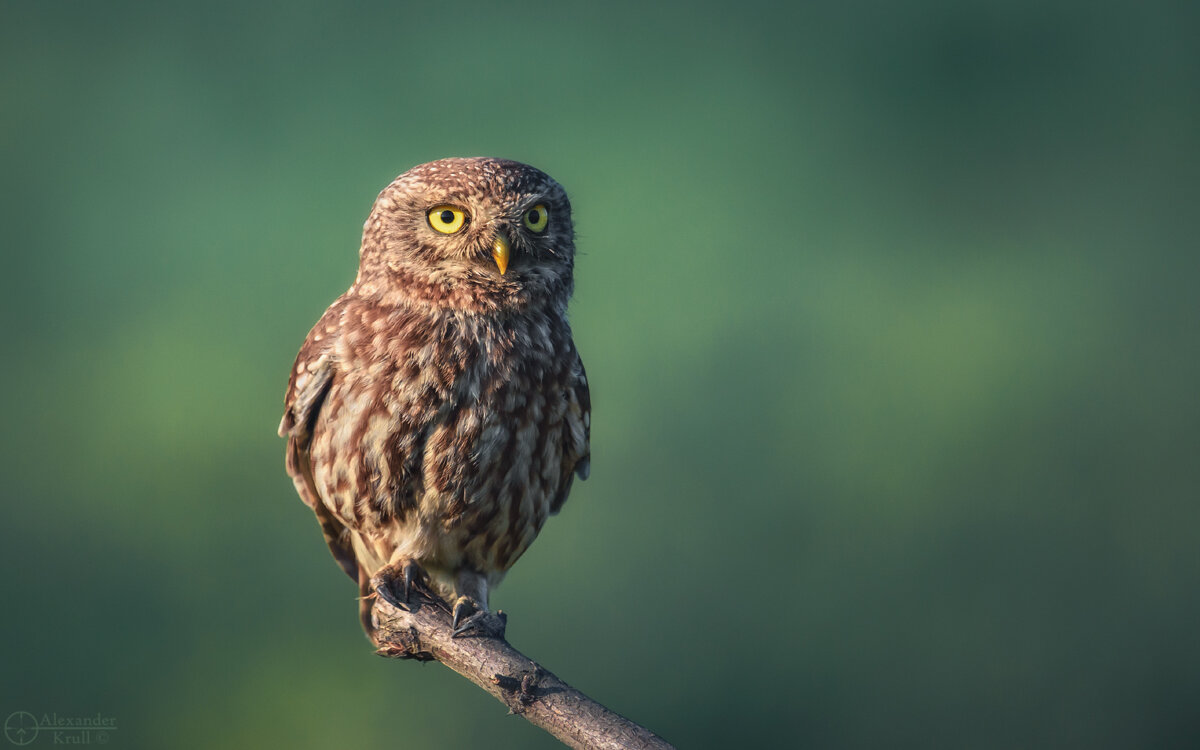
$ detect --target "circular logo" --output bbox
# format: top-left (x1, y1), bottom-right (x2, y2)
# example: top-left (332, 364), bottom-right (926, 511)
top-left (4, 712), bottom-right (39, 746)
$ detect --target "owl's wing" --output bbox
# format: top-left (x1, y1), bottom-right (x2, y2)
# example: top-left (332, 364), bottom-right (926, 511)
top-left (278, 302), bottom-right (358, 582)
top-left (551, 348), bottom-right (591, 514)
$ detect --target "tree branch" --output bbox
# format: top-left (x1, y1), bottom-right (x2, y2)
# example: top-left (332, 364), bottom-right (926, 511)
top-left (369, 585), bottom-right (675, 750)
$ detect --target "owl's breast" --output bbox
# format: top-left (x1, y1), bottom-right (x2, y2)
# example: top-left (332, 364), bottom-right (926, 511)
top-left (423, 335), bottom-right (577, 572)
top-left (310, 304), bottom-right (578, 573)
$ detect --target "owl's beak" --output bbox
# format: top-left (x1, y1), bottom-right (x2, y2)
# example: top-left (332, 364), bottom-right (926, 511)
top-left (492, 234), bottom-right (511, 275)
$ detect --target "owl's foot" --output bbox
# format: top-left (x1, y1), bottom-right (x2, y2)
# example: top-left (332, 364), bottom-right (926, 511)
top-left (370, 558), bottom-right (428, 611)
top-left (451, 596), bottom-right (507, 639)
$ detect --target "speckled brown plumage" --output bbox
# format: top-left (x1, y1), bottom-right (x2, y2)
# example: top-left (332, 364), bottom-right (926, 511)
top-left (279, 158), bottom-right (590, 636)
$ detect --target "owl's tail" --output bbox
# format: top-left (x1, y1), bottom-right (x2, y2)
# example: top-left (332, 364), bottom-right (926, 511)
top-left (357, 567), bottom-right (377, 638)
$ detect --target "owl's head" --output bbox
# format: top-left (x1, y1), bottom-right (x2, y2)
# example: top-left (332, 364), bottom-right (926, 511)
top-left (354, 157), bottom-right (576, 314)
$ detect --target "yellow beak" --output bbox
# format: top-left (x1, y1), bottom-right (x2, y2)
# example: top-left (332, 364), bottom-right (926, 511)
top-left (492, 235), bottom-right (510, 275)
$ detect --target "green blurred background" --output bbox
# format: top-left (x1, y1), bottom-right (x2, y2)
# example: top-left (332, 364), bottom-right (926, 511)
top-left (2, 1), bottom-right (1197, 748)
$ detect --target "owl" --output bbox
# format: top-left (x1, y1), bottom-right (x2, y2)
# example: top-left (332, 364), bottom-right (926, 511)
top-left (278, 158), bottom-right (591, 638)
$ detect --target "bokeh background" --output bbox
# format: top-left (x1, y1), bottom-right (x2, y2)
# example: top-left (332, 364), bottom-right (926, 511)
top-left (2, 1), bottom-right (1197, 748)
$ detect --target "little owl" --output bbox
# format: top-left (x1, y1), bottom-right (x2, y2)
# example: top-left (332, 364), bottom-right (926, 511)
top-left (278, 158), bottom-right (591, 638)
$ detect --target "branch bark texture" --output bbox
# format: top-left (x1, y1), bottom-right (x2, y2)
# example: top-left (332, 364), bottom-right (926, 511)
top-left (370, 587), bottom-right (675, 750)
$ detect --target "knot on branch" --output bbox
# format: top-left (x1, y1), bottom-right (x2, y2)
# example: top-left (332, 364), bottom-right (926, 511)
top-left (373, 624), bottom-right (434, 661)
top-left (492, 665), bottom-right (546, 714)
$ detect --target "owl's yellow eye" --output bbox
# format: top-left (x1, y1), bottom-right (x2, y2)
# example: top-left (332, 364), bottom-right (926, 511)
top-left (523, 204), bottom-right (549, 233)
top-left (428, 205), bottom-right (467, 234)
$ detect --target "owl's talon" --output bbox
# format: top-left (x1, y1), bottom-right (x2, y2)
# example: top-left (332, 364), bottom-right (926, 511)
top-left (371, 577), bottom-right (408, 611)
top-left (451, 603), bottom-right (507, 639)
top-left (451, 596), bottom-right (476, 632)
top-left (403, 563), bottom-right (417, 602)
top-left (371, 559), bottom-right (427, 611)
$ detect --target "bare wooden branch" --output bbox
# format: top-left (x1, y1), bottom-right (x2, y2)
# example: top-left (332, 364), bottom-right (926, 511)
top-left (369, 585), bottom-right (675, 750)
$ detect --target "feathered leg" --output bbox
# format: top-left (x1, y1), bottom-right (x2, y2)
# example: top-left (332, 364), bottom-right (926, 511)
top-left (450, 567), bottom-right (506, 639)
